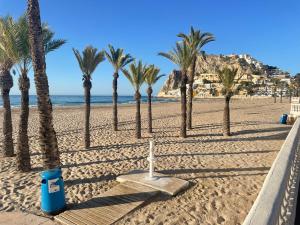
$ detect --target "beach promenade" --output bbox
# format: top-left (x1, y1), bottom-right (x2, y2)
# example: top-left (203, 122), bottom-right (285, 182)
top-left (0, 98), bottom-right (291, 224)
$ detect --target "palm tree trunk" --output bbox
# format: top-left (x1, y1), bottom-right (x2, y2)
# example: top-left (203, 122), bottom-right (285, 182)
top-left (289, 91), bottom-right (292, 103)
top-left (84, 80), bottom-right (91, 148)
top-left (1, 89), bottom-right (14, 157)
top-left (0, 67), bottom-right (14, 157)
top-left (180, 71), bottom-right (188, 138)
top-left (223, 95), bottom-right (231, 136)
top-left (187, 57), bottom-right (196, 130)
top-left (274, 88), bottom-right (277, 103)
top-left (16, 73), bottom-right (31, 171)
top-left (27, 0), bottom-right (60, 169)
top-left (280, 92), bottom-right (283, 103)
top-left (147, 86), bottom-right (153, 133)
top-left (112, 72), bottom-right (118, 131)
top-left (135, 91), bottom-right (141, 139)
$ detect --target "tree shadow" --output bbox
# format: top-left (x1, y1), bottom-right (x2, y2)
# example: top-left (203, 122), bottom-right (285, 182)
top-left (188, 121), bottom-right (261, 131)
top-left (61, 156), bottom-right (146, 169)
top-left (188, 133), bottom-right (223, 138)
top-left (159, 166), bottom-right (270, 177)
top-left (157, 149), bottom-right (277, 159)
top-left (64, 173), bottom-right (117, 187)
top-left (68, 190), bottom-right (160, 210)
top-left (60, 142), bottom-right (146, 154)
top-left (233, 126), bottom-right (291, 136)
top-left (188, 171), bottom-right (268, 180)
top-left (157, 130), bottom-right (289, 146)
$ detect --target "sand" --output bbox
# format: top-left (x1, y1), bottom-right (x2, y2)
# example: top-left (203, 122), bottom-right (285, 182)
top-left (0, 98), bottom-right (291, 225)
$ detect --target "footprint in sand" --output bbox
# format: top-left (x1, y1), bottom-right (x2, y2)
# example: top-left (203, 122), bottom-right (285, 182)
top-left (217, 216), bottom-right (225, 224)
top-left (211, 200), bottom-right (217, 210)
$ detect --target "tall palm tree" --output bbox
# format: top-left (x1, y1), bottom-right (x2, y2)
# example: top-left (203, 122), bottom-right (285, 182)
top-left (105, 45), bottom-right (133, 131)
top-left (159, 42), bottom-right (194, 138)
top-left (122, 61), bottom-right (147, 139)
top-left (293, 74), bottom-right (300, 97)
top-left (144, 65), bottom-right (165, 133)
top-left (271, 78), bottom-right (280, 103)
top-left (287, 85), bottom-right (293, 103)
top-left (13, 15), bottom-right (66, 172)
top-left (278, 81), bottom-right (287, 103)
top-left (178, 27), bottom-right (214, 129)
top-left (217, 67), bottom-right (241, 136)
top-left (27, 0), bottom-right (61, 169)
top-left (0, 16), bottom-right (17, 157)
top-left (73, 46), bottom-right (105, 148)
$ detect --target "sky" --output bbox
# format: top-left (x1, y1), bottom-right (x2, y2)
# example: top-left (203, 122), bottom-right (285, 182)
top-left (0, 0), bottom-right (300, 96)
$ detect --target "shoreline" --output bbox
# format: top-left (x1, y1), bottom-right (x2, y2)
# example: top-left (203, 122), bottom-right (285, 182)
top-left (0, 96), bottom-right (275, 111)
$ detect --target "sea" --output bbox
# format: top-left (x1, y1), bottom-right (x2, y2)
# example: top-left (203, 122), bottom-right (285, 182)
top-left (0, 95), bottom-right (178, 108)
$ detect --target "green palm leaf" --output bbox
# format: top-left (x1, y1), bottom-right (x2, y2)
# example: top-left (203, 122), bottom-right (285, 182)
top-left (159, 41), bottom-right (193, 72)
top-left (217, 67), bottom-right (240, 97)
top-left (145, 64), bottom-right (165, 86)
top-left (105, 44), bottom-right (134, 72)
top-left (121, 60), bottom-right (147, 91)
top-left (73, 46), bottom-right (105, 80)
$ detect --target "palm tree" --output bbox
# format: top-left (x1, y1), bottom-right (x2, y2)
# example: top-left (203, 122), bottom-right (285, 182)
top-left (217, 67), bottom-right (241, 136)
top-left (13, 15), bottom-right (66, 172)
top-left (238, 81), bottom-right (256, 96)
top-left (122, 61), bottom-right (147, 139)
top-left (271, 78), bottom-right (280, 103)
top-left (294, 73), bottom-right (300, 97)
top-left (0, 16), bottom-right (17, 157)
top-left (27, 0), bottom-right (61, 169)
top-left (144, 65), bottom-right (165, 133)
top-left (105, 45), bottom-right (133, 131)
top-left (159, 42), bottom-right (194, 138)
top-left (287, 84), bottom-right (293, 103)
top-left (178, 27), bottom-right (214, 129)
top-left (73, 46), bottom-right (105, 148)
top-left (278, 81), bottom-right (287, 103)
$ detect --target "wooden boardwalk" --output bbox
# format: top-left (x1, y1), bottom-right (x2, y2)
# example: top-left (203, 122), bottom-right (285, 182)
top-left (55, 181), bottom-right (159, 225)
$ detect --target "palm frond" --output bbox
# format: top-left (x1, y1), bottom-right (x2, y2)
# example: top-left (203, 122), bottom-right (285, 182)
top-left (73, 46), bottom-right (105, 80)
top-left (122, 60), bottom-right (147, 91)
top-left (159, 41), bottom-right (193, 72)
top-left (178, 27), bottom-right (215, 57)
top-left (217, 67), bottom-right (240, 96)
top-left (121, 68), bottom-right (134, 86)
top-left (44, 39), bottom-right (66, 53)
top-left (42, 25), bottom-right (66, 54)
top-left (0, 15), bottom-right (19, 67)
top-left (0, 14), bottom-right (66, 75)
top-left (144, 64), bottom-right (165, 86)
top-left (105, 44), bottom-right (133, 72)
top-left (72, 48), bottom-right (84, 75)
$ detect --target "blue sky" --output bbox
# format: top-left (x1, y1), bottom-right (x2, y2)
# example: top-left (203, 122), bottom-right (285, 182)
top-left (1, 0), bottom-right (300, 96)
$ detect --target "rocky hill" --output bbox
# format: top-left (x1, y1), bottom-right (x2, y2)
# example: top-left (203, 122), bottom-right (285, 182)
top-left (158, 54), bottom-right (289, 97)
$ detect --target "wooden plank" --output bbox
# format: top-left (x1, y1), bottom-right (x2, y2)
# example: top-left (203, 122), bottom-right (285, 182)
top-left (59, 212), bottom-right (88, 225)
top-left (77, 202), bottom-right (120, 222)
top-left (55, 182), bottom-right (160, 225)
top-left (55, 215), bottom-right (77, 225)
top-left (91, 197), bottom-right (141, 217)
top-left (67, 207), bottom-right (111, 225)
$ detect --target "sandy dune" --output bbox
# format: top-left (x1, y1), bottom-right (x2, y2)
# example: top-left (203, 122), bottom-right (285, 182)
top-left (0, 98), bottom-right (291, 224)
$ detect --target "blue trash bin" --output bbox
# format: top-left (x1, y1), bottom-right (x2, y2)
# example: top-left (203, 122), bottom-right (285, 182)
top-left (41, 168), bottom-right (66, 214)
top-left (280, 114), bottom-right (288, 124)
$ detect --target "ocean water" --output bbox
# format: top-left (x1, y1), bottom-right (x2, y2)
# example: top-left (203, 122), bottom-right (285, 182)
top-left (0, 95), bottom-right (177, 107)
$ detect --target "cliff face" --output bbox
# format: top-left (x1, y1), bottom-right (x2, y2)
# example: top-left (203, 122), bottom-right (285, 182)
top-left (158, 54), bottom-right (289, 97)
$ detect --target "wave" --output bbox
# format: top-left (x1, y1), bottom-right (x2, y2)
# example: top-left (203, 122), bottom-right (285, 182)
top-left (0, 95), bottom-right (177, 107)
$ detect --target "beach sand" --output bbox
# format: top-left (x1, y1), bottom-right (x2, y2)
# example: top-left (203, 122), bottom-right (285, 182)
top-left (0, 98), bottom-right (291, 224)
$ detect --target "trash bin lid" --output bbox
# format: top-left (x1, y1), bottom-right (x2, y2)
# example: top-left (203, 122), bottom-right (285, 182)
top-left (41, 168), bottom-right (62, 179)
